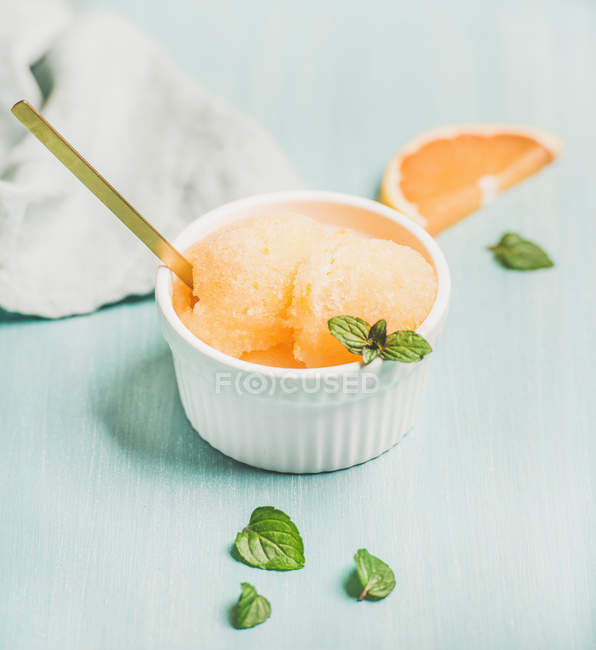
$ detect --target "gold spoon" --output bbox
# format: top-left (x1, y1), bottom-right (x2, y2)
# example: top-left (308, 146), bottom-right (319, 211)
top-left (11, 100), bottom-right (194, 288)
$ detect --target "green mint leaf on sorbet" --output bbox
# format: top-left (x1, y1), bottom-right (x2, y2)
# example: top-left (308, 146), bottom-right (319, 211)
top-left (368, 319), bottom-right (387, 347)
top-left (234, 506), bottom-right (305, 571)
top-left (328, 316), bottom-right (432, 365)
top-left (381, 331), bottom-right (432, 362)
top-left (354, 549), bottom-right (396, 601)
top-left (362, 347), bottom-right (381, 365)
top-left (233, 583), bottom-right (271, 629)
top-left (328, 315), bottom-right (370, 354)
top-left (488, 232), bottom-right (554, 270)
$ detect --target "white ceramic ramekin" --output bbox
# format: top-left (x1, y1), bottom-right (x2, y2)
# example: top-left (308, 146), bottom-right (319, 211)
top-left (156, 191), bottom-right (450, 473)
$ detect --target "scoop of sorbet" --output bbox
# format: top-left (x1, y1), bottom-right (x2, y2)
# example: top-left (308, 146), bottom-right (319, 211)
top-left (181, 214), bottom-right (327, 358)
top-left (288, 235), bottom-right (437, 367)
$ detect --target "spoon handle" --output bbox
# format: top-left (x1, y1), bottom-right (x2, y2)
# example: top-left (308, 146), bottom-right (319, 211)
top-left (11, 100), bottom-right (194, 288)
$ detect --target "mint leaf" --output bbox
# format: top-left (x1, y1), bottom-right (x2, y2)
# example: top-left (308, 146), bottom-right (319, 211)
top-left (234, 506), bottom-right (305, 571)
top-left (381, 331), bottom-right (432, 362)
top-left (328, 316), bottom-right (370, 354)
top-left (328, 315), bottom-right (432, 365)
top-left (368, 319), bottom-right (387, 347)
top-left (362, 347), bottom-right (381, 365)
top-left (354, 549), bottom-right (396, 601)
top-left (488, 232), bottom-right (554, 270)
top-left (233, 583), bottom-right (271, 629)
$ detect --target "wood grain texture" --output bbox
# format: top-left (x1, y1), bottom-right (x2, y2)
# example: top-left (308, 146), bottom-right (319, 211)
top-left (1, 0), bottom-right (595, 648)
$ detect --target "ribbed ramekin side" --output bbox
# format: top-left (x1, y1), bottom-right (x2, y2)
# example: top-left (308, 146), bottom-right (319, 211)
top-left (171, 353), bottom-right (432, 473)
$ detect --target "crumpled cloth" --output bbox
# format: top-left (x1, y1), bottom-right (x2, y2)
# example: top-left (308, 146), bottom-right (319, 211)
top-left (0, 1), bottom-right (301, 317)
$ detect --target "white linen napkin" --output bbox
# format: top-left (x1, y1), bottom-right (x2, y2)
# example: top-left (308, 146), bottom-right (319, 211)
top-left (0, 1), bottom-right (301, 317)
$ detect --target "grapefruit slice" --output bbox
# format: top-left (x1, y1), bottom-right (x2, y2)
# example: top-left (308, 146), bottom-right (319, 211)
top-left (379, 125), bottom-right (561, 235)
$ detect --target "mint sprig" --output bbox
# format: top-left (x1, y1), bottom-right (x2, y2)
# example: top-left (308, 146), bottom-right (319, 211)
top-left (488, 232), bottom-right (554, 270)
top-left (234, 506), bottom-right (305, 571)
top-left (353, 549), bottom-right (396, 601)
top-left (328, 316), bottom-right (432, 365)
top-left (233, 582), bottom-right (271, 629)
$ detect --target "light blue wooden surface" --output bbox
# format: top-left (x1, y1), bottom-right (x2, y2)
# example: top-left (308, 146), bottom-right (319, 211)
top-left (2, 1), bottom-right (595, 648)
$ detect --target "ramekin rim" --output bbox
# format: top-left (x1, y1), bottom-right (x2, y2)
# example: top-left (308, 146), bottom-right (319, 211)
top-left (155, 190), bottom-right (451, 378)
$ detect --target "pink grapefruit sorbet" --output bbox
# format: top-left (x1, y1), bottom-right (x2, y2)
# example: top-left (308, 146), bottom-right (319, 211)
top-left (172, 214), bottom-right (437, 368)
